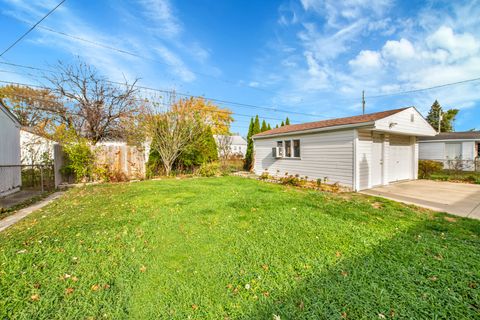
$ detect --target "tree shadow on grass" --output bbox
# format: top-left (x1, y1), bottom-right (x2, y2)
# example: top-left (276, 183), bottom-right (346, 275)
top-left (240, 214), bottom-right (480, 319)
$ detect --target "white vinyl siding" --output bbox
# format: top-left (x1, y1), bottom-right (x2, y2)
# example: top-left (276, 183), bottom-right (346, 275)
top-left (419, 142), bottom-right (444, 160)
top-left (445, 143), bottom-right (462, 159)
top-left (0, 108), bottom-right (21, 196)
top-left (254, 129), bottom-right (355, 188)
top-left (375, 108), bottom-right (436, 136)
top-left (357, 130), bottom-right (372, 190)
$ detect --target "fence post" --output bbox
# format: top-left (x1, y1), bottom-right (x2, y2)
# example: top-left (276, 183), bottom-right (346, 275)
top-left (53, 144), bottom-right (64, 188)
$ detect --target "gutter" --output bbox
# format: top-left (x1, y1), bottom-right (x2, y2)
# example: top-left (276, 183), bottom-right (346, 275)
top-left (252, 122), bottom-right (375, 140)
top-left (419, 139), bottom-right (480, 143)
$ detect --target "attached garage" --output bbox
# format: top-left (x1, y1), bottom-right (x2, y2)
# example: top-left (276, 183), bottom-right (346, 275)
top-left (253, 107), bottom-right (436, 191)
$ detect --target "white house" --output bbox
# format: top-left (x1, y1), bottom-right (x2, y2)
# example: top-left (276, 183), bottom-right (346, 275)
top-left (252, 107), bottom-right (436, 191)
top-left (214, 135), bottom-right (247, 157)
top-left (0, 100), bottom-right (22, 196)
top-left (20, 127), bottom-right (56, 165)
top-left (419, 131), bottom-right (480, 171)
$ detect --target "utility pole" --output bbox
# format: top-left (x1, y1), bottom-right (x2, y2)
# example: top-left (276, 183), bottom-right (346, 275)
top-left (438, 109), bottom-right (442, 133)
top-left (362, 90), bottom-right (365, 115)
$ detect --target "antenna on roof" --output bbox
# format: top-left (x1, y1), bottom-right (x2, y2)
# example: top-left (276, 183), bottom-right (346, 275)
top-left (362, 90), bottom-right (365, 115)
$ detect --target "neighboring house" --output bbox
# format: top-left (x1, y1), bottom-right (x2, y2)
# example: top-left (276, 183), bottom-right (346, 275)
top-left (419, 131), bottom-right (480, 171)
top-left (214, 135), bottom-right (247, 157)
top-left (20, 127), bottom-right (56, 165)
top-left (253, 107), bottom-right (436, 191)
top-left (0, 100), bottom-right (22, 196)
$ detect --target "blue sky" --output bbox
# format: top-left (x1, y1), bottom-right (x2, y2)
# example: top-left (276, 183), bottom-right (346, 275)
top-left (1, 0), bottom-right (479, 135)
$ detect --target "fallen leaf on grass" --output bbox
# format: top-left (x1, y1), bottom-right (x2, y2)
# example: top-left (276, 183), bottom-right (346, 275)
top-left (71, 276), bottom-right (78, 282)
top-left (341, 312), bottom-right (347, 318)
top-left (428, 276), bottom-right (438, 281)
top-left (91, 284), bottom-right (100, 291)
top-left (191, 304), bottom-right (198, 310)
top-left (103, 284), bottom-right (110, 289)
top-left (433, 254), bottom-right (443, 261)
top-left (262, 264), bottom-right (269, 271)
top-left (65, 288), bottom-right (74, 295)
top-left (297, 300), bottom-right (304, 310)
top-left (30, 294), bottom-right (40, 301)
top-left (140, 265), bottom-right (147, 273)
top-left (378, 313), bottom-right (386, 319)
top-left (335, 251), bottom-right (342, 257)
top-left (17, 249), bottom-right (27, 254)
top-left (263, 291), bottom-right (270, 297)
top-left (444, 216), bottom-right (457, 222)
top-left (341, 271), bottom-right (348, 277)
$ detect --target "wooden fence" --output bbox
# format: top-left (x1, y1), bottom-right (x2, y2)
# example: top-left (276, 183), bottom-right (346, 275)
top-left (95, 144), bottom-right (146, 180)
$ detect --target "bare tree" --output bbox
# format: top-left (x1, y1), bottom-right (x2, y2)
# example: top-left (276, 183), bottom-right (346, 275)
top-left (147, 104), bottom-right (203, 176)
top-left (46, 60), bottom-right (140, 144)
top-left (216, 134), bottom-right (233, 163)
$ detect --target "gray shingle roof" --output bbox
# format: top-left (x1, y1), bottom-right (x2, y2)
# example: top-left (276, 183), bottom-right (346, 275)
top-left (418, 131), bottom-right (480, 141)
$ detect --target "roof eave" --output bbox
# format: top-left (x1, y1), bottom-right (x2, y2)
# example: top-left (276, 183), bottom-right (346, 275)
top-left (253, 122), bottom-right (375, 139)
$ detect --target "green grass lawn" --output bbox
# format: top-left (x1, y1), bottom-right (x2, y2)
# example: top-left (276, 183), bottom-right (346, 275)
top-left (429, 170), bottom-right (480, 184)
top-left (0, 177), bottom-right (479, 319)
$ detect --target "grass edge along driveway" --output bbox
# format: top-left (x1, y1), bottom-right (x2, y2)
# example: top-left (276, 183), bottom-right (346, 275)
top-left (0, 176), bottom-right (479, 319)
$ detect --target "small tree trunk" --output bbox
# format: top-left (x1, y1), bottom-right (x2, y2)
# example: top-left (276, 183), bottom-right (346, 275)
top-left (164, 162), bottom-right (172, 176)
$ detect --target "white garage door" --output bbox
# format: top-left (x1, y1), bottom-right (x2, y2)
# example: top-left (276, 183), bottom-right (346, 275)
top-left (389, 135), bottom-right (413, 182)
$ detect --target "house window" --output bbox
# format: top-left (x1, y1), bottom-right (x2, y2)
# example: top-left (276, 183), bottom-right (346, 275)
top-left (445, 143), bottom-right (462, 159)
top-left (285, 140), bottom-right (291, 157)
top-left (293, 140), bottom-right (300, 157)
top-left (477, 143), bottom-right (480, 158)
top-left (277, 141), bottom-right (283, 148)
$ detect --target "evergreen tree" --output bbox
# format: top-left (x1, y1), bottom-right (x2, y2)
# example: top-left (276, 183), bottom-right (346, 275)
top-left (426, 100), bottom-right (459, 132)
top-left (261, 120), bottom-right (268, 132)
top-left (176, 126), bottom-right (218, 170)
top-left (275, 124), bottom-right (278, 128)
top-left (254, 115), bottom-right (260, 134)
top-left (244, 118), bottom-right (254, 170)
top-left (267, 123), bottom-right (272, 130)
top-left (281, 121), bottom-right (285, 127)
top-left (285, 117), bottom-right (290, 125)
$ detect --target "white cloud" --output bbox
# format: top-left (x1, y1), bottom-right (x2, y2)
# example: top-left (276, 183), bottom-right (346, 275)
top-left (426, 26), bottom-right (479, 62)
top-left (349, 50), bottom-right (382, 70)
top-left (155, 46), bottom-right (195, 82)
top-left (381, 38), bottom-right (416, 61)
top-left (137, 0), bottom-right (182, 38)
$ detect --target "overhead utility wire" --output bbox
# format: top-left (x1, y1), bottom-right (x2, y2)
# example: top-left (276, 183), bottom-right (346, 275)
top-left (366, 77), bottom-right (480, 99)
top-left (30, 24), bottom-right (277, 96)
top-left (0, 80), bottom-right (291, 123)
top-left (0, 61), bottom-right (322, 118)
top-left (0, 0), bottom-right (67, 57)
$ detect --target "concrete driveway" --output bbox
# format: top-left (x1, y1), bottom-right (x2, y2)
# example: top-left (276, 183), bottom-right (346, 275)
top-left (362, 180), bottom-right (480, 219)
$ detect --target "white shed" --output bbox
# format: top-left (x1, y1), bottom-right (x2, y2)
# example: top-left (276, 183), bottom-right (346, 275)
top-left (419, 131), bottom-right (480, 171)
top-left (253, 107), bottom-right (436, 191)
top-left (0, 100), bottom-right (22, 196)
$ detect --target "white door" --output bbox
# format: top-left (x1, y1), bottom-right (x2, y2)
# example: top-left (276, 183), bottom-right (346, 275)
top-left (371, 134), bottom-right (383, 186)
top-left (389, 135), bottom-right (413, 182)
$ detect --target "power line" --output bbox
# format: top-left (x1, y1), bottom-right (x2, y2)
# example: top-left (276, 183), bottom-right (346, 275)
top-left (11, 21), bottom-right (278, 96)
top-left (366, 77), bottom-right (480, 99)
top-left (0, 0), bottom-right (67, 57)
top-left (0, 81), bottom-right (291, 123)
top-left (0, 61), bottom-right (323, 118)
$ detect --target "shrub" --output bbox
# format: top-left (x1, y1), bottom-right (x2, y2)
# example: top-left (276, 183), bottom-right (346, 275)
top-left (197, 162), bottom-right (220, 177)
top-left (259, 171), bottom-right (271, 180)
top-left (419, 160), bottom-right (443, 179)
top-left (280, 175), bottom-right (305, 187)
top-left (62, 139), bottom-right (95, 183)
